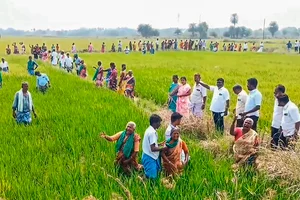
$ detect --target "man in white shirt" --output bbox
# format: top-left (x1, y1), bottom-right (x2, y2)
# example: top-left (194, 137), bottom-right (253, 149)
top-left (271, 85), bottom-right (285, 148)
top-left (156, 38), bottom-right (159, 51)
top-left (142, 114), bottom-right (167, 179)
top-left (165, 112), bottom-right (183, 140)
top-left (200, 78), bottom-right (230, 134)
top-left (118, 41), bottom-right (122, 52)
top-left (51, 49), bottom-right (58, 66)
top-left (240, 78), bottom-right (262, 132)
top-left (277, 94), bottom-right (300, 149)
top-left (59, 51), bottom-right (66, 69)
top-left (190, 73), bottom-right (207, 118)
top-left (0, 58), bottom-right (9, 72)
top-left (295, 40), bottom-right (299, 52)
top-left (65, 53), bottom-right (73, 73)
top-left (233, 85), bottom-right (248, 127)
top-left (243, 42), bottom-right (248, 51)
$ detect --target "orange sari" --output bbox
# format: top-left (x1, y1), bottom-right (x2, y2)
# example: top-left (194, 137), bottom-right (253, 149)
top-left (162, 140), bottom-right (188, 176)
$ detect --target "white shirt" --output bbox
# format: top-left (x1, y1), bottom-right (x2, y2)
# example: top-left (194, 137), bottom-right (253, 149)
top-left (156, 40), bottom-right (159, 45)
top-left (281, 101), bottom-right (300, 137)
top-left (272, 98), bottom-right (283, 129)
top-left (165, 124), bottom-right (176, 140)
top-left (0, 61), bottom-right (8, 70)
top-left (142, 126), bottom-right (159, 160)
top-left (209, 86), bottom-right (230, 113)
top-left (295, 42), bottom-right (299, 47)
top-left (245, 89), bottom-right (262, 117)
top-left (65, 57), bottom-right (73, 67)
top-left (243, 43), bottom-right (248, 49)
top-left (51, 52), bottom-right (58, 65)
top-left (191, 83), bottom-right (207, 104)
top-left (235, 90), bottom-right (248, 119)
top-left (60, 54), bottom-right (66, 65)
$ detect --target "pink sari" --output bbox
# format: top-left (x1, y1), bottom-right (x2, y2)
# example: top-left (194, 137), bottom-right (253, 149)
top-left (176, 84), bottom-right (191, 117)
top-left (88, 45), bottom-right (93, 53)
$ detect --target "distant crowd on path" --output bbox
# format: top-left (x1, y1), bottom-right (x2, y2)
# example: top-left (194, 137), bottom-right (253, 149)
top-left (286, 40), bottom-right (300, 53)
top-left (4, 39), bottom-right (281, 57)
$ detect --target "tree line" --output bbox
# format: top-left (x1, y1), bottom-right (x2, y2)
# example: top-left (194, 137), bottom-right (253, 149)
top-left (0, 14), bottom-right (299, 39)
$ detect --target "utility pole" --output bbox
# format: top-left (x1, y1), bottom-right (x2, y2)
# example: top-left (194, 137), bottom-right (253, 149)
top-left (262, 18), bottom-right (266, 40)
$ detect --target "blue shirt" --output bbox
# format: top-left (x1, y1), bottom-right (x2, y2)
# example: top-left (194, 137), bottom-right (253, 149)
top-left (244, 89), bottom-right (262, 117)
top-left (37, 73), bottom-right (49, 87)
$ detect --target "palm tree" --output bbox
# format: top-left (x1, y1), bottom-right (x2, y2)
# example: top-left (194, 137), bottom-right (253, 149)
top-left (230, 13), bottom-right (239, 27)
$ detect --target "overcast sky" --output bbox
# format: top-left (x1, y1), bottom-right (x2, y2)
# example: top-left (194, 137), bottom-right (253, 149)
top-left (1, 0), bottom-right (300, 30)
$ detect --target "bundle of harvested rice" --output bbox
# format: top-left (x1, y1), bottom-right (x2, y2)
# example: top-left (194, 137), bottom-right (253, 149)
top-left (82, 195), bottom-right (97, 200)
top-left (256, 146), bottom-right (300, 181)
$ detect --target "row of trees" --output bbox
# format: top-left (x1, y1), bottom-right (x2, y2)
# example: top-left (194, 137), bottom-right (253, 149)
top-left (0, 14), bottom-right (299, 38)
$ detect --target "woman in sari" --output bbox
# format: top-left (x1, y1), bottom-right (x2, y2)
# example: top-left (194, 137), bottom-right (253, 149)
top-left (125, 70), bottom-right (135, 99)
top-left (88, 43), bottom-right (93, 53)
top-left (168, 75), bottom-right (179, 112)
top-left (171, 77), bottom-right (191, 118)
top-left (230, 117), bottom-right (260, 168)
top-left (101, 42), bottom-right (105, 53)
top-left (162, 128), bottom-right (189, 177)
top-left (118, 64), bottom-right (127, 95)
top-left (109, 62), bottom-right (118, 91)
top-left (79, 60), bottom-right (87, 79)
top-left (92, 61), bottom-right (104, 87)
top-left (6, 45), bottom-right (11, 55)
top-left (100, 122), bottom-right (142, 175)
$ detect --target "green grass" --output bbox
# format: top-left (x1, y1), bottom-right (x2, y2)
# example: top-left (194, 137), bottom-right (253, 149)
top-left (0, 38), bottom-right (300, 199)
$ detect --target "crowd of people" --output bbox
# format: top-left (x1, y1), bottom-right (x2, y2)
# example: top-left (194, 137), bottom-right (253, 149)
top-left (4, 39), bottom-right (273, 57)
top-left (2, 41), bottom-right (300, 182)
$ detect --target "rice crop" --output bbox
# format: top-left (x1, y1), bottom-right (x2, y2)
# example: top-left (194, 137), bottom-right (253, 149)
top-left (0, 37), bottom-right (300, 199)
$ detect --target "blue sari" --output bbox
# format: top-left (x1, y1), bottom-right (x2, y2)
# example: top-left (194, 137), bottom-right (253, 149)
top-left (168, 82), bottom-right (178, 112)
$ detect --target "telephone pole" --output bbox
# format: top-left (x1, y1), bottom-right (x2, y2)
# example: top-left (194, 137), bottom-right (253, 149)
top-left (262, 18), bottom-right (266, 40)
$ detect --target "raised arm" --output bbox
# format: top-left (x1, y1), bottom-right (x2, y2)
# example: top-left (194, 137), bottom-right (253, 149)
top-left (199, 81), bottom-right (210, 90)
top-left (99, 132), bottom-right (122, 142)
top-left (230, 116), bottom-right (237, 136)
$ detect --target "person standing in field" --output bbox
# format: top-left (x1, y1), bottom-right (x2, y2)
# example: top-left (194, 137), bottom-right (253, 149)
top-left (118, 41), bottom-right (122, 52)
top-left (79, 60), bottom-right (87, 79)
top-left (59, 51), bottom-right (66, 69)
top-left (156, 38), bottom-right (159, 51)
top-left (71, 43), bottom-right (76, 53)
top-left (109, 62), bottom-right (118, 91)
top-left (286, 41), bottom-right (292, 52)
top-left (277, 94), bottom-right (300, 150)
top-left (92, 61), bottom-right (104, 87)
top-left (133, 41), bottom-right (137, 51)
top-left (243, 42), bottom-right (248, 52)
top-left (0, 68), bottom-right (2, 88)
top-left (170, 77), bottom-right (191, 118)
top-left (124, 70), bottom-right (135, 99)
top-left (73, 54), bottom-right (81, 76)
top-left (35, 71), bottom-right (50, 93)
top-left (56, 44), bottom-right (60, 53)
top-left (65, 53), bottom-right (73, 73)
top-left (100, 121), bottom-right (143, 175)
top-left (88, 43), bottom-right (93, 53)
top-left (51, 49), bottom-right (58, 66)
top-left (168, 75), bottom-right (179, 112)
top-left (118, 64), bottom-right (127, 95)
top-left (0, 58), bottom-right (9, 73)
top-left (199, 78), bottom-right (230, 134)
top-left (271, 85), bottom-right (285, 148)
top-left (27, 56), bottom-right (39, 76)
top-left (240, 78), bottom-right (262, 132)
top-left (12, 82), bottom-right (37, 125)
top-left (190, 73), bottom-right (207, 118)
top-left (232, 85), bottom-right (248, 127)
top-left (6, 45), bottom-right (11, 55)
top-left (142, 114), bottom-right (167, 179)
top-left (101, 42), bottom-right (106, 53)
top-left (294, 40), bottom-right (298, 52)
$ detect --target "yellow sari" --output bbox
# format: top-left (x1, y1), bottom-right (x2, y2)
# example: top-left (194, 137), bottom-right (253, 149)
top-left (118, 71), bottom-right (126, 95)
top-left (233, 129), bottom-right (259, 166)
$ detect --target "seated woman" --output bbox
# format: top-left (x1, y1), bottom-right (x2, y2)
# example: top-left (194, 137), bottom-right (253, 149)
top-left (230, 117), bottom-right (260, 168)
top-left (100, 122), bottom-right (142, 175)
top-left (162, 128), bottom-right (189, 177)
